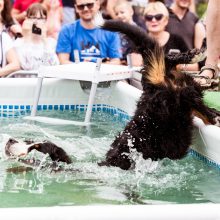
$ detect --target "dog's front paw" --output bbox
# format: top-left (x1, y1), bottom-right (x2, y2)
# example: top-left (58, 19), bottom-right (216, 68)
top-left (214, 116), bottom-right (220, 127)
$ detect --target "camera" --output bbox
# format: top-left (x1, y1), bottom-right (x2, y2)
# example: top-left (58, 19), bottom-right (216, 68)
top-left (32, 24), bottom-right (42, 35)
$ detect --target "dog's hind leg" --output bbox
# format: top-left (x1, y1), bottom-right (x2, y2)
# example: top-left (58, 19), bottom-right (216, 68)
top-left (193, 109), bottom-right (220, 127)
top-left (198, 107), bottom-right (220, 127)
top-left (177, 74), bottom-right (220, 126)
top-left (180, 86), bottom-right (220, 126)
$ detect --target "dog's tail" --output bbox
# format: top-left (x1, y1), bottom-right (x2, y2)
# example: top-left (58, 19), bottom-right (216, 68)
top-left (94, 14), bottom-right (166, 85)
top-left (142, 46), bottom-right (166, 85)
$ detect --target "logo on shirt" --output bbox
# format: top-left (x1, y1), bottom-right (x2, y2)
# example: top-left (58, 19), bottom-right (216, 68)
top-left (80, 41), bottom-right (101, 62)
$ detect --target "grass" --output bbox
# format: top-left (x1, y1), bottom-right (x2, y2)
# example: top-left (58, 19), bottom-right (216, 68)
top-left (196, 2), bottom-right (208, 18)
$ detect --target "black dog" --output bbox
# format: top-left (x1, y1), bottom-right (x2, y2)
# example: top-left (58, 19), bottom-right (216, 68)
top-left (4, 137), bottom-right (72, 165)
top-left (96, 20), bottom-right (220, 170)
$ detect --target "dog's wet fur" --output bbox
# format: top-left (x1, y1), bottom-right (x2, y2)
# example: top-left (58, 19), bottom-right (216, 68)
top-left (97, 20), bottom-right (220, 170)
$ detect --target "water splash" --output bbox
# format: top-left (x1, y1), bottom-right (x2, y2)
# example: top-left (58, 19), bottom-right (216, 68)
top-left (0, 112), bottom-right (218, 206)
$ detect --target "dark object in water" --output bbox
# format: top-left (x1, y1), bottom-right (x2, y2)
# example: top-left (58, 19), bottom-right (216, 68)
top-left (6, 166), bottom-right (33, 174)
top-left (5, 138), bottom-right (72, 164)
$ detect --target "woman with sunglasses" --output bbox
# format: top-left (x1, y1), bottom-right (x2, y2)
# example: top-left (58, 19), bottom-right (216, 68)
top-left (14, 3), bottom-right (59, 71)
top-left (144, 2), bottom-right (188, 54)
top-left (144, 1), bottom-right (199, 72)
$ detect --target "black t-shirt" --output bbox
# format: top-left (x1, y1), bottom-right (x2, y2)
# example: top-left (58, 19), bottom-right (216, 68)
top-left (163, 33), bottom-right (189, 55)
top-left (166, 8), bottom-right (199, 49)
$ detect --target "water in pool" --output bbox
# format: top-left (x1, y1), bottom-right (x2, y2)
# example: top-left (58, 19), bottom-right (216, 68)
top-left (0, 110), bottom-right (220, 207)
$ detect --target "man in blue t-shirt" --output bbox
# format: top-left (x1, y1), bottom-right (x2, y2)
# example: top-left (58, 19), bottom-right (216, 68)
top-left (56, 0), bottom-right (121, 64)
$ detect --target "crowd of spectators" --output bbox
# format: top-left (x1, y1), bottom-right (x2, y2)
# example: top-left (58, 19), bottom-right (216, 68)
top-left (0, 0), bottom-right (215, 88)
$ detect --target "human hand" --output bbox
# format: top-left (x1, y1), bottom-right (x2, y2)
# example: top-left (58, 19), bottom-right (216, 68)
top-left (22, 19), bottom-right (33, 32)
top-left (21, 11), bottom-right (27, 19)
top-left (10, 24), bottom-right (22, 34)
top-left (22, 19), bottom-right (33, 38)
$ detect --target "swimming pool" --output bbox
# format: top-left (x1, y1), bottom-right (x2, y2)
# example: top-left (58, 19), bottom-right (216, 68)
top-left (0, 78), bottom-right (220, 219)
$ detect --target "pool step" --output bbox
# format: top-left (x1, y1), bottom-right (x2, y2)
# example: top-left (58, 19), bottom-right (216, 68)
top-left (23, 116), bottom-right (90, 126)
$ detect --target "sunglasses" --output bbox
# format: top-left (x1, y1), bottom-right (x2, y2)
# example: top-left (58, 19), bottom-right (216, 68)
top-left (76, 2), bottom-right (95, 10)
top-left (144, 14), bottom-right (164, 22)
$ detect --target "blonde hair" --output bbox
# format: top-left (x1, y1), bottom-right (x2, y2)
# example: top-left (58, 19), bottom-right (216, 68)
top-left (144, 1), bottom-right (169, 18)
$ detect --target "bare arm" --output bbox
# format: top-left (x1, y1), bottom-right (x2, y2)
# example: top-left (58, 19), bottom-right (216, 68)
top-left (205, 0), bottom-right (220, 65)
top-left (108, 58), bottom-right (121, 65)
top-left (11, 8), bottom-right (27, 23)
top-left (84, 57), bottom-right (121, 65)
top-left (57, 53), bottom-right (73, 64)
top-left (0, 48), bottom-right (20, 77)
top-left (130, 53), bottom-right (143, 67)
top-left (193, 0), bottom-right (220, 84)
top-left (194, 22), bottom-right (206, 49)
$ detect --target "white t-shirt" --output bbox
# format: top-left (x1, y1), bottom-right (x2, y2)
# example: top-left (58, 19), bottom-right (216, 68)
top-left (14, 37), bottom-right (59, 70)
top-left (0, 32), bottom-right (14, 67)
